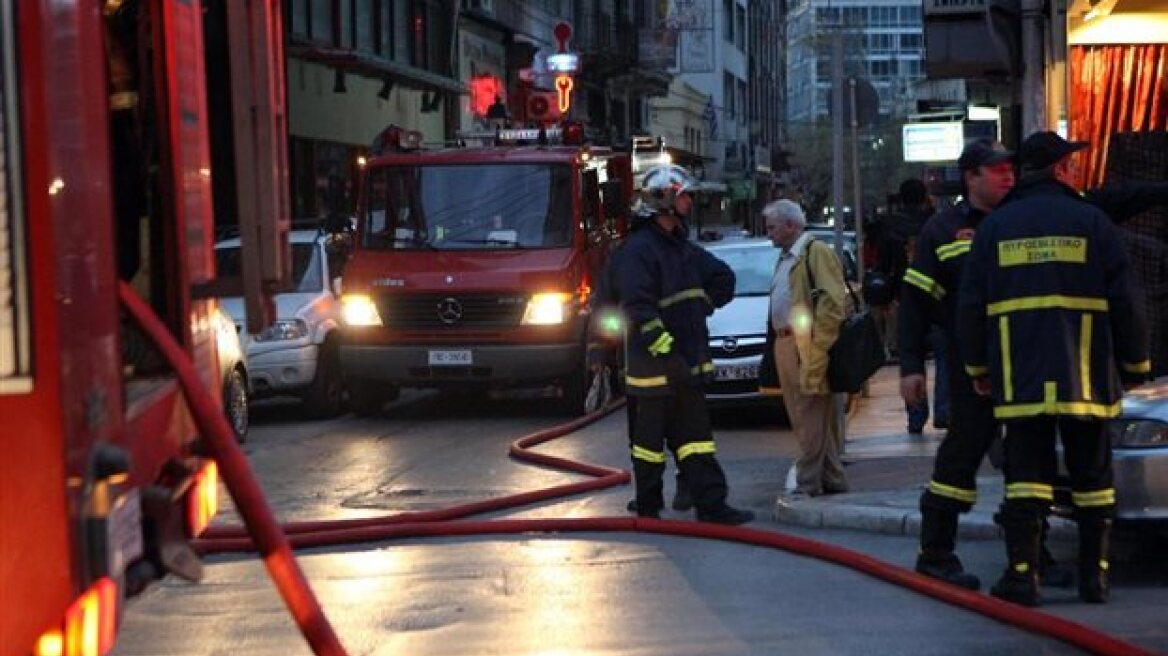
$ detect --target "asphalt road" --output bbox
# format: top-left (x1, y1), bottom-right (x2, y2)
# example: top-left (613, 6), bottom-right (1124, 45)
top-left (112, 391), bottom-right (1168, 655)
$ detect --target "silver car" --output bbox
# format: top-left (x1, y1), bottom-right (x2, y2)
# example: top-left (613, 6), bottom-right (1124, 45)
top-left (1107, 376), bottom-right (1168, 522)
top-left (702, 238), bottom-right (779, 405)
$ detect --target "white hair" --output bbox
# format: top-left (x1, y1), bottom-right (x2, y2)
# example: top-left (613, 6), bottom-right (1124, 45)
top-left (762, 199), bottom-right (806, 228)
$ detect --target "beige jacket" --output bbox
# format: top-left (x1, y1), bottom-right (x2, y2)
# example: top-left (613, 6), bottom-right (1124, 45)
top-left (785, 233), bottom-right (847, 395)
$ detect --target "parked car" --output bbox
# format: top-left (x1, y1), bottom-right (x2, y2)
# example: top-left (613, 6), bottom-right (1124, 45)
top-left (805, 225), bottom-right (859, 281)
top-left (702, 238), bottom-right (779, 406)
top-left (1102, 377), bottom-right (1168, 523)
top-left (212, 305), bottom-right (250, 441)
top-left (213, 228), bottom-right (348, 418)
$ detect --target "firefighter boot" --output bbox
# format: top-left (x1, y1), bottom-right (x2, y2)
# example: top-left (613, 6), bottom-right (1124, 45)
top-left (1039, 517), bottom-right (1075, 588)
top-left (671, 472), bottom-right (694, 511)
top-left (1078, 517), bottom-right (1113, 604)
top-left (991, 511), bottom-right (1042, 607)
top-left (915, 507), bottom-right (980, 590)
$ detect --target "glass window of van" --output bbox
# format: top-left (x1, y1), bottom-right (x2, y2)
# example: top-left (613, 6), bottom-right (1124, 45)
top-left (362, 164), bottom-right (572, 250)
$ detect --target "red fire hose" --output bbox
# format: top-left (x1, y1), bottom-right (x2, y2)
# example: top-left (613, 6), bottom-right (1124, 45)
top-left (122, 281), bottom-right (1157, 656)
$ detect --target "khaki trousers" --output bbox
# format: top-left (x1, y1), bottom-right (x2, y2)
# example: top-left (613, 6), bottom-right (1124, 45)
top-left (774, 335), bottom-right (848, 495)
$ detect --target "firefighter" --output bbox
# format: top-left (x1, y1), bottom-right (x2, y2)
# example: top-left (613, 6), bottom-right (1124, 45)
top-left (899, 139), bottom-right (1017, 589)
top-left (957, 131), bottom-right (1150, 606)
top-left (613, 167), bottom-right (754, 524)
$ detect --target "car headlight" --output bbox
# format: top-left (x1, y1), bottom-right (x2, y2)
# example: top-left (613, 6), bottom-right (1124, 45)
top-left (341, 294), bottom-right (383, 327)
top-left (521, 292), bottom-right (573, 326)
top-left (254, 319), bottom-right (308, 342)
top-left (1106, 418), bottom-right (1168, 448)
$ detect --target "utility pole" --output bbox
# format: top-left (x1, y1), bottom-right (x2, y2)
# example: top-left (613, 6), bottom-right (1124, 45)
top-left (849, 76), bottom-right (863, 290)
top-left (1020, 0), bottom-right (1047, 134)
top-left (831, 33), bottom-right (845, 261)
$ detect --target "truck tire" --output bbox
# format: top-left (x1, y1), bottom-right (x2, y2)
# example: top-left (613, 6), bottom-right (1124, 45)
top-left (348, 379), bottom-right (400, 417)
top-left (302, 341), bottom-right (344, 419)
top-left (559, 366), bottom-right (597, 415)
top-left (223, 368), bottom-right (250, 442)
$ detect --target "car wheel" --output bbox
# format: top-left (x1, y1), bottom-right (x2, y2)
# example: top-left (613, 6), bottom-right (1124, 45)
top-left (303, 342), bottom-right (344, 419)
top-left (561, 364), bottom-right (611, 415)
top-left (223, 368), bottom-right (249, 442)
top-left (348, 379), bottom-right (400, 417)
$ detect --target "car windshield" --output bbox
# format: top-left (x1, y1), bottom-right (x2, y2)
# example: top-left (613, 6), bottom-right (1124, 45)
top-left (361, 163), bottom-right (573, 250)
top-left (214, 242), bottom-right (323, 295)
top-left (713, 245), bottom-right (778, 296)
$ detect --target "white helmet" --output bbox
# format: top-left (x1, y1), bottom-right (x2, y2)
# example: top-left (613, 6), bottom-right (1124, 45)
top-left (640, 165), bottom-right (699, 212)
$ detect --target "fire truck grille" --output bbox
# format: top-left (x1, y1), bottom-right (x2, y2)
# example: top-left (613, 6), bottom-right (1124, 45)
top-left (376, 293), bottom-right (528, 329)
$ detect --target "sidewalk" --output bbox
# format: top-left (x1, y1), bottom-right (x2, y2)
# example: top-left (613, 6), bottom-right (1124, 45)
top-left (770, 364), bottom-right (1078, 542)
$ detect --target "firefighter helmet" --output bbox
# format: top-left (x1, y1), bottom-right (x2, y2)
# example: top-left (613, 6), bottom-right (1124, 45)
top-left (640, 165), bottom-right (698, 212)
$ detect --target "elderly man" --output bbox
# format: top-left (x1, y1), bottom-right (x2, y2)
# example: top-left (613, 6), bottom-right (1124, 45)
top-left (761, 200), bottom-right (849, 497)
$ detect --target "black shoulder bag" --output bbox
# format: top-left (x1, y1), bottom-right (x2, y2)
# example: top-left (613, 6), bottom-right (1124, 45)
top-left (805, 241), bottom-right (886, 393)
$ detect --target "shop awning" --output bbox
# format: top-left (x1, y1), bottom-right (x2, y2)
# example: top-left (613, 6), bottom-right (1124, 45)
top-left (288, 38), bottom-right (467, 95)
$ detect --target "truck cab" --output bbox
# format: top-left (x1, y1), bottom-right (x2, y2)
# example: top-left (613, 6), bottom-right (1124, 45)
top-left (339, 126), bottom-right (632, 414)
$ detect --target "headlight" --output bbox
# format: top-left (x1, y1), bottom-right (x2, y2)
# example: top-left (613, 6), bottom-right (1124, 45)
top-left (521, 292), bottom-right (573, 326)
top-left (1106, 418), bottom-right (1168, 448)
top-left (254, 319), bottom-right (308, 342)
top-left (341, 294), bottom-right (383, 327)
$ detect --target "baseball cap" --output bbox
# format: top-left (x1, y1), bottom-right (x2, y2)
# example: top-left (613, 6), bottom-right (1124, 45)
top-left (1017, 131), bottom-right (1089, 171)
top-left (957, 139), bottom-right (1014, 171)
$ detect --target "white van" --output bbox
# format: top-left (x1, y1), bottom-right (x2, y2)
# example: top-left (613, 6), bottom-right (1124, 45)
top-left (214, 229), bottom-right (347, 418)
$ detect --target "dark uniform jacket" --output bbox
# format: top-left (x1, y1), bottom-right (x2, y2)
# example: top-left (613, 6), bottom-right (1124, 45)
top-left (956, 177), bottom-right (1151, 420)
top-left (614, 217), bottom-right (735, 396)
top-left (899, 200), bottom-right (987, 377)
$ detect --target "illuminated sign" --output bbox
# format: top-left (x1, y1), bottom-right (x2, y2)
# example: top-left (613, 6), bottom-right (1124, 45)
top-left (903, 122), bottom-right (965, 162)
top-left (555, 75), bottom-right (573, 113)
top-left (469, 74), bottom-right (505, 117)
top-left (546, 53), bottom-right (579, 73)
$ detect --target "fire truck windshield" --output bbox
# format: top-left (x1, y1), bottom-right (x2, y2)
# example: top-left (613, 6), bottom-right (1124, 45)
top-left (361, 163), bottom-right (572, 250)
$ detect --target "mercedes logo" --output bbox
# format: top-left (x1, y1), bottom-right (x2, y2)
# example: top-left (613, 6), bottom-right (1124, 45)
top-left (721, 337), bottom-right (738, 353)
top-left (437, 297), bottom-right (463, 324)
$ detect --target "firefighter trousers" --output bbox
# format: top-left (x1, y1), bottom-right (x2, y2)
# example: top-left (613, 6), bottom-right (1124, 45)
top-left (921, 376), bottom-right (1000, 514)
top-left (631, 384), bottom-right (728, 515)
top-left (1001, 415), bottom-right (1115, 522)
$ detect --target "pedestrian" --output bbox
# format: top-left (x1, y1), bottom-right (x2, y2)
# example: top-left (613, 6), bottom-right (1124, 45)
top-left (613, 168), bottom-right (753, 524)
top-left (762, 199), bottom-right (849, 498)
top-left (899, 139), bottom-right (1020, 589)
top-left (957, 131), bottom-right (1151, 606)
top-left (887, 179), bottom-right (948, 433)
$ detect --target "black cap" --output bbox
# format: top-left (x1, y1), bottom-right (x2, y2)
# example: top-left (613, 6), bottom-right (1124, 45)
top-left (1017, 131), bottom-right (1089, 171)
top-left (957, 139), bottom-right (1014, 171)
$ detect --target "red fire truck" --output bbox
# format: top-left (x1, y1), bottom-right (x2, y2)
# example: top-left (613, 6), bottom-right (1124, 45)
top-left (1, 2), bottom-right (288, 655)
top-left (338, 126), bottom-right (633, 414)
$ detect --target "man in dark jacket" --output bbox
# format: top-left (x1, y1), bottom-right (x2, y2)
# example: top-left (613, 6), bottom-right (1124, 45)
top-left (958, 131), bottom-right (1150, 606)
top-left (614, 169), bottom-right (754, 524)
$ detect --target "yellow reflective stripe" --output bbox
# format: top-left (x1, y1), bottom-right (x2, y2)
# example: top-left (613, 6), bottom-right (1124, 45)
top-left (1045, 381), bottom-right (1057, 404)
top-left (625, 374), bottom-right (669, 388)
top-left (640, 318), bottom-right (664, 334)
top-left (1080, 314), bottom-right (1093, 401)
top-left (1000, 316), bottom-right (1013, 402)
top-left (1122, 360), bottom-right (1151, 374)
top-left (1006, 482), bottom-right (1055, 501)
top-left (677, 441), bottom-right (716, 460)
top-left (1072, 489), bottom-right (1116, 508)
top-left (903, 268), bottom-right (945, 300)
top-left (987, 295), bottom-right (1108, 316)
top-left (998, 235), bottom-right (1087, 267)
top-left (927, 481), bottom-right (977, 504)
top-left (758, 385), bottom-right (782, 396)
top-left (632, 445), bottom-right (666, 464)
top-left (993, 400), bottom-right (1123, 419)
top-left (965, 364), bottom-right (989, 377)
top-left (648, 332), bottom-right (673, 356)
top-left (659, 288), bottom-right (710, 308)
top-left (935, 240), bottom-right (971, 261)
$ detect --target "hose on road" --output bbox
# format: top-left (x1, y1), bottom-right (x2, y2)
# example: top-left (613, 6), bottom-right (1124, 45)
top-left (124, 280), bottom-right (1151, 656)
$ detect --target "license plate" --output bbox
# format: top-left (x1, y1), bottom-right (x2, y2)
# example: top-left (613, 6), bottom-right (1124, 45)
top-left (715, 363), bottom-right (759, 381)
top-left (428, 349), bottom-right (473, 366)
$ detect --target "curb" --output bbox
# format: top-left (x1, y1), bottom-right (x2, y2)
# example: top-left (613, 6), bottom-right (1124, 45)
top-left (772, 498), bottom-right (1079, 542)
